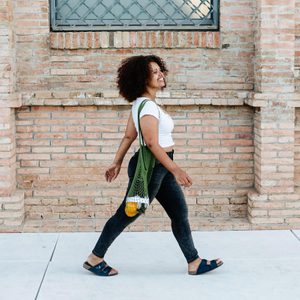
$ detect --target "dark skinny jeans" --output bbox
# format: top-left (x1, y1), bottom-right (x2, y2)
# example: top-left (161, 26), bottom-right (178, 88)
top-left (92, 150), bottom-right (199, 263)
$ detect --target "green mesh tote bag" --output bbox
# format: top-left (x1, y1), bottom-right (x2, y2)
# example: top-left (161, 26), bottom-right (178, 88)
top-left (125, 100), bottom-right (156, 217)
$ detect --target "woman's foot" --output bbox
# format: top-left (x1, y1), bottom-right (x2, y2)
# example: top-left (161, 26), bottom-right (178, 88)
top-left (85, 253), bottom-right (118, 276)
top-left (188, 257), bottom-right (223, 275)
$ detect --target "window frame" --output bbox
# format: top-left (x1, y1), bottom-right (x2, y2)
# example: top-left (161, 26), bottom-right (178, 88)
top-left (50, 0), bottom-right (219, 32)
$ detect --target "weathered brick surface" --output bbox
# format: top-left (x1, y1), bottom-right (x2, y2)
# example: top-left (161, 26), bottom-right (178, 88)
top-left (255, 0), bottom-right (295, 93)
top-left (0, 0), bottom-right (14, 105)
top-left (0, 0), bottom-right (25, 231)
top-left (254, 106), bottom-right (295, 194)
top-left (0, 190), bottom-right (25, 231)
top-left (294, 108), bottom-right (300, 188)
top-left (14, 0), bottom-right (255, 92)
top-left (248, 191), bottom-right (300, 227)
top-left (49, 32), bottom-right (221, 50)
top-left (1, 1), bottom-right (300, 231)
top-left (15, 105), bottom-right (253, 225)
top-left (294, 0), bottom-right (300, 88)
top-left (0, 108), bottom-right (17, 196)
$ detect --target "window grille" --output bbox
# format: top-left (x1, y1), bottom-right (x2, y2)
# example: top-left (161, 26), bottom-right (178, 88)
top-left (50, 0), bottom-right (219, 31)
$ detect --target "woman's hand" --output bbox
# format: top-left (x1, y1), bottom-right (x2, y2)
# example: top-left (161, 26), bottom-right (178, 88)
top-left (105, 163), bottom-right (121, 182)
top-left (173, 168), bottom-right (193, 188)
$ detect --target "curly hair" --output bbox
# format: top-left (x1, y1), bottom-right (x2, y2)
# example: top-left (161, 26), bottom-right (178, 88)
top-left (117, 55), bottom-right (168, 102)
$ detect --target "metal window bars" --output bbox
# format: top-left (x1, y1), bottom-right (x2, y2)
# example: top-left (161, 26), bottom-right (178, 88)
top-left (50, 0), bottom-right (219, 31)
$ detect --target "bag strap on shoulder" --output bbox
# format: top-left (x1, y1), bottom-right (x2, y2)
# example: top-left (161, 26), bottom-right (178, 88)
top-left (137, 99), bottom-right (160, 147)
top-left (137, 99), bottom-right (148, 147)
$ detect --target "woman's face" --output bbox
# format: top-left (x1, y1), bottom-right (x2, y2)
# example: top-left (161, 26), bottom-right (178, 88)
top-left (147, 61), bottom-right (166, 90)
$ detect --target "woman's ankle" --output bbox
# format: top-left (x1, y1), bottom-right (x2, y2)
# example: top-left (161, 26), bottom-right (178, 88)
top-left (188, 257), bottom-right (201, 266)
top-left (88, 253), bottom-right (103, 264)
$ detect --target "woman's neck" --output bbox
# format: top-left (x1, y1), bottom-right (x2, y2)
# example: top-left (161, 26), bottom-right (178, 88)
top-left (142, 88), bottom-right (157, 100)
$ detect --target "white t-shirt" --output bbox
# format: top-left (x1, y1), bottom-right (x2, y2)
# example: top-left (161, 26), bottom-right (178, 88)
top-left (132, 97), bottom-right (175, 148)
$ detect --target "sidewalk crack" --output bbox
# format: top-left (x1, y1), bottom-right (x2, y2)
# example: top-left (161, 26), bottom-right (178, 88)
top-left (34, 234), bottom-right (60, 300)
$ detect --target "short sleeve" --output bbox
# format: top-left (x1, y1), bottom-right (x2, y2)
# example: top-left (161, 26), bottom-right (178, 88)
top-left (139, 101), bottom-right (160, 120)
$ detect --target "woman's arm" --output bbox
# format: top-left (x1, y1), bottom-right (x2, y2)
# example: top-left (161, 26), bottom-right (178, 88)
top-left (140, 115), bottom-right (192, 187)
top-left (105, 112), bottom-right (137, 182)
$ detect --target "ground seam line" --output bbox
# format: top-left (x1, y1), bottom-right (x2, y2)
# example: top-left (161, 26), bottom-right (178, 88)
top-left (290, 230), bottom-right (300, 242)
top-left (34, 235), bottom-right (60, 300)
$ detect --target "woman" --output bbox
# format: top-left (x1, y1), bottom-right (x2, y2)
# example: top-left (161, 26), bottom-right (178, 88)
top-left (83, 55), bottom-right (223, 276)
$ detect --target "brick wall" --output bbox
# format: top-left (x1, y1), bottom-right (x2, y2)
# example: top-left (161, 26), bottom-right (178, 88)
top-left (15, 105), bottom-right (253, 231)
top-left (15, 0), bottom-right (254, 92)
top-left (294, 108), bottom-right (300, 188)
top-left (247, 0), bottom-right (300, 228)
top-left (0, 0), bottom-right (24, 229)
top-left (255, 0), bottom-right (295, 93)
top-left (1, 0), bottom-right (300, 232)
top-left (295, 0), bottom-right (300, 89)
top-left (254, 106), bottom-right (295, 195)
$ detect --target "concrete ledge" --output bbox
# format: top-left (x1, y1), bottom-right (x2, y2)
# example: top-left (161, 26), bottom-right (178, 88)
top-left (246, 92), bottom-right (300, 107)
top-left (0, 93), bottom-right (22, 108)
top-left (17, 90), bottom-right (300, 108)
top-left (20, 90), bottom-right (250, 106)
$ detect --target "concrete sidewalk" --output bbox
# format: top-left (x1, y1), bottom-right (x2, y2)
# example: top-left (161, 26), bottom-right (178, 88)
top-left (0, 230), bottom-right (300, 300)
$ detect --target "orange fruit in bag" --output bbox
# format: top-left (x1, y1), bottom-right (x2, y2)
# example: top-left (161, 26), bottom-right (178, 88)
top-left (125, 202), bottom-right (138, 217)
